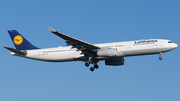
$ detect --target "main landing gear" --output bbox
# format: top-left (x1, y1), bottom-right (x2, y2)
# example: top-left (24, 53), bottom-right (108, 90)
top-left (85, 62), bottom-right (89, 67)
top-left (85, 61), bottom-right (99, 72)
top-left (159, 52), bottom-right (162, 60)
top-left (85, 53), bottom-right (99, 72)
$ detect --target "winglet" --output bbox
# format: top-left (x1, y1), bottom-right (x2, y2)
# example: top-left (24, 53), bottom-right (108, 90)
top-left (48, 26), bottom-right (56, 32)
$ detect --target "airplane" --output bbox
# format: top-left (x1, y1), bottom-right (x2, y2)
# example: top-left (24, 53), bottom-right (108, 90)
top-left (4, 27), bottom-right (178, 72)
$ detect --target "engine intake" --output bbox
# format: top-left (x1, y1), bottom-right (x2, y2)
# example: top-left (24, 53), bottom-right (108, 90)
top-left (105, 58), bottom-right (124, 66)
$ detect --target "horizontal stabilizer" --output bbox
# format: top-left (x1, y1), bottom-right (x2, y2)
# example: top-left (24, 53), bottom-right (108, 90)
top-left (4, 46), bottom-right (27, 56)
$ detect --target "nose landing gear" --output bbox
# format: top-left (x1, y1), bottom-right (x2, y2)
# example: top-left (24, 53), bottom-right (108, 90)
top-left (159, 52), bottom-right (162, 60)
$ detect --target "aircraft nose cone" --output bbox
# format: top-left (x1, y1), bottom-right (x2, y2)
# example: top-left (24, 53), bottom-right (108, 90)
top-left (173, 43), bottom-right (178, 48)
top-left (175, 43), bottom-right (178, 48)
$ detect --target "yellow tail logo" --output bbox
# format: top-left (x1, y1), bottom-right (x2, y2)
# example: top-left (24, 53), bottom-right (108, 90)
top-left (13, 35), bottom-right (23, 45)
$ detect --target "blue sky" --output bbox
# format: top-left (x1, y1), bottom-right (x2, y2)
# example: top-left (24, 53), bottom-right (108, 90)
top-left (0, 0), bottom-right (180, 101)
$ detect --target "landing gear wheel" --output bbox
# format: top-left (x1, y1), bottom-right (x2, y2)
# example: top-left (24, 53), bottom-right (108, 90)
top-left (159, 52), bottom-right (162, 60)
top-left (94, 65), bottom-right (99, 69)
top-left (90, 67), bottom-right (94, 72)
top-left (159, 57), bottom-right (162, 60)
top-left (85, 63), bottom-right (89, 67)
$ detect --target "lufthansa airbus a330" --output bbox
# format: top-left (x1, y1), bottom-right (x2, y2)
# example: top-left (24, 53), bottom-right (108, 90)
top-left (4, 27), bottom-right (178, 71)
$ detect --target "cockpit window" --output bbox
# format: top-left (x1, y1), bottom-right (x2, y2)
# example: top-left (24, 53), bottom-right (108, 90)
top-left (168, 41), bottom-right (173, 43)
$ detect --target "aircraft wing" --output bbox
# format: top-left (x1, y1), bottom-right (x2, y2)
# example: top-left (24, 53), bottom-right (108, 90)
top-left (48, 27), bottom-right (101, 53)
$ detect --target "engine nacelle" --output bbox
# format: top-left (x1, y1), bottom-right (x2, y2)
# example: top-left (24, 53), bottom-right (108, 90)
top-left (105, 58), bottom-right (124, 66)
top-left (97, 48), bottom-right (117, 57)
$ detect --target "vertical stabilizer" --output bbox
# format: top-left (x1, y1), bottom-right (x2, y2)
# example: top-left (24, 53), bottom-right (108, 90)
top-left (8, 30), bottom-right (39, 50)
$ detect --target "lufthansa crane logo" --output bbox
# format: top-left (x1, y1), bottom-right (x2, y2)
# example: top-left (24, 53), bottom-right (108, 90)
top-left (14, 35), bottom-right (23, 45)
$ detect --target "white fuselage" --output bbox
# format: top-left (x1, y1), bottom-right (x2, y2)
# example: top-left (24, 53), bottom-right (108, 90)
top-left (12, 39), bottom-right (178, 62)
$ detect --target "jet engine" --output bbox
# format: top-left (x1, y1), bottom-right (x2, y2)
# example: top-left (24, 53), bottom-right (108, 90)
top-left (97, 48), bottom-right (117, 57)
top-left (105, 58), bottom-right (124, 66)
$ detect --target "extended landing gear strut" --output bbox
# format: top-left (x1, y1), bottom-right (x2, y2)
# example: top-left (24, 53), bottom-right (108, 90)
top-left (85, 61), bottom-right (99, 72)
top-left (159, 52), bottom-right (162, 60)
top-left (90, 62), bottom-right (99, 72)
top-left (84, 53), bottom-right (99, 72)
top-left (85, 55), bottom-right (99, 72)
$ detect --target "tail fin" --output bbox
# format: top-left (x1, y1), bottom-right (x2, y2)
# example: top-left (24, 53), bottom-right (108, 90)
top-left (8, 30), bottom-right (39, 50)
